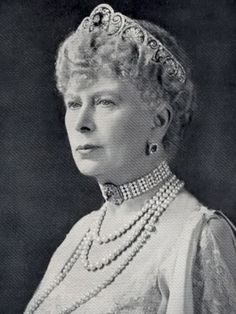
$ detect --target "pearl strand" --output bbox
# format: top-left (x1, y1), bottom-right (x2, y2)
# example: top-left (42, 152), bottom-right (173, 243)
top-left (25, 235), bottom-right (88, 314)
top-left (95, 175), bottom-right (176, 244)
top-left (58, 179), bottom-right (184, 314)
top-left (59, 230), bottom-right (151, 314)
top-left (81, 176), bottom-right (180, 271)
top-left (25, 178), bottom-right (184, 314)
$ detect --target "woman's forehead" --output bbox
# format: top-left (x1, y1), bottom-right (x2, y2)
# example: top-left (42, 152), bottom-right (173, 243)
top-left (65, 72), bottom-right (131, 99)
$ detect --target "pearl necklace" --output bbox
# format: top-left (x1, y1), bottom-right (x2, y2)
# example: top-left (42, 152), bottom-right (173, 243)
top-left (25, 176), bottom-right (184, 314)
top-left (94, 175), bottom-right (176, 245)
top-left (81, 175), bottom-right (179, 271)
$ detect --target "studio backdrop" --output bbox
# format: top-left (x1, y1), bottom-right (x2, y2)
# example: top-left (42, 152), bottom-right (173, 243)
top-left (0, 0), bottom-right (235, 313)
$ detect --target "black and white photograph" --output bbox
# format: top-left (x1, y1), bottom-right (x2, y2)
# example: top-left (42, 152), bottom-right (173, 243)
top-left (0, 1), bottom-right (236, 313)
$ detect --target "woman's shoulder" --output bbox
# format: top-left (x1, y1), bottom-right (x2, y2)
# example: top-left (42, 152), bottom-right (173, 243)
top-left (175, 193), bottom-right (236, 271)
top-left (167, 189), bottom-right (236, 252)
top-left (195, 206), bottom-right (236, 261)
top-left (160, 192), bottom-right (236, 272)
top-left (199, 207), bottom-right (236, 237)
top-left (161, 196), bottom-right (236, 313)
top-left (181, 191), bottom-right (236, 244)
top-left (173, 188), bottom-right (235, 232)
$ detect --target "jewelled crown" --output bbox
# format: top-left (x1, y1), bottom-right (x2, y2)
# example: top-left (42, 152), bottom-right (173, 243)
top-left (77, 3), bottom-right (186, 84)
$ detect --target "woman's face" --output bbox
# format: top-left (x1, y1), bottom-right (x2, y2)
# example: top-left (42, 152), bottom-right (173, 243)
top-left (64, 73), bottom-right (155, 184)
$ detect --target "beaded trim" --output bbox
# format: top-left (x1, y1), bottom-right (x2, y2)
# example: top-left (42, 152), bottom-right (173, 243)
top-left (99, 161), bottom-right (171, 205)
top-left (77, 3), bottom-right (186, 83)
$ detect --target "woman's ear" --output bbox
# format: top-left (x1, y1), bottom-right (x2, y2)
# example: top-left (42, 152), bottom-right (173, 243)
top-left (151, 104), bottom-right (173, 141)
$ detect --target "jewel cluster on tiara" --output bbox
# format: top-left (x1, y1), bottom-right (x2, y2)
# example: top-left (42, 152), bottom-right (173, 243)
top-left (77, 3), bottom-right (186, 84)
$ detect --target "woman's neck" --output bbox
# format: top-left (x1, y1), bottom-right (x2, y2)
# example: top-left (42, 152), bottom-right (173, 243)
top-left (97, 153), bottom-right (166, 186)
top-left (98, 157), bottom-right (171, 216)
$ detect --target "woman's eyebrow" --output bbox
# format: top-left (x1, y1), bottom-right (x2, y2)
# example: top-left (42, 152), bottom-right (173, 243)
top-left (93, 90), bottom-right (122, 100)
top-left (64, 90), bottom-right (122, 104)
top-left (64, 94), bottom-right (82, 106)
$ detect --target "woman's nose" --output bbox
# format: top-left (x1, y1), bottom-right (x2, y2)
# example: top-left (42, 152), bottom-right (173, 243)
top-left (75, 105), bottom-right (95, 133)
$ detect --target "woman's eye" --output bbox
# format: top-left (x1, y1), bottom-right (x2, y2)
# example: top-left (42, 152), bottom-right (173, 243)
top-left (96, 99), bottom-right (116, 107)
top-left (67, 101), bottom-right (81, 110)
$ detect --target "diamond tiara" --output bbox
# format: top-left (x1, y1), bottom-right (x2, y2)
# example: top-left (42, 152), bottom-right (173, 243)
top-left (77, 3), bottom-right (186, 84)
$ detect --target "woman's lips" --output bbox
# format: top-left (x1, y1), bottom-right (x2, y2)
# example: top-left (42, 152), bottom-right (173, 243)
top-left (76, 144), bottom-right (102, 154)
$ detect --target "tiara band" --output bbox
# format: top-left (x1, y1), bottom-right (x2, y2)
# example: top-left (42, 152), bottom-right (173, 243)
top-left (77, 3), bottom-right (186, 84)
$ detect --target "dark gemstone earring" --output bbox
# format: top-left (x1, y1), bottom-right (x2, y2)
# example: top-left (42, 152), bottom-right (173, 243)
top-left (149, 143), bottom-right (158, 154)
top-left (146, 142), bottom-right (159, 155)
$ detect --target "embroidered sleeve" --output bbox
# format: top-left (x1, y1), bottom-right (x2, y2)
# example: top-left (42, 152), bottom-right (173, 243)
top-left (192, 213), bottom-right (236, 314)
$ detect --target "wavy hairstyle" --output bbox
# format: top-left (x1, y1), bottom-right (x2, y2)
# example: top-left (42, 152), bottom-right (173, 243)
top-left (55, 18), bottom-right (196, 159)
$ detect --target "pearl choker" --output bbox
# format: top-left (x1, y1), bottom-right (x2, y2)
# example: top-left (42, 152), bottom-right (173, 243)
top-left (99, 161), bottom-right (171, 205)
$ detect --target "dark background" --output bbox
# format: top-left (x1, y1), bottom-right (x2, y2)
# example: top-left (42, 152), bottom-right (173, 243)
top-left (0, 0), bottom-right (235, 313)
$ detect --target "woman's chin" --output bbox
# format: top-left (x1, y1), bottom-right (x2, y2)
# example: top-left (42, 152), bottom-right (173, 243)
top-left (74, 159), bottom-right (105, 178)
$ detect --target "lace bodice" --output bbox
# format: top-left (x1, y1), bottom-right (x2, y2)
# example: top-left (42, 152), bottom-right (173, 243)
top-left (24, 204), bottom-right (236, 314)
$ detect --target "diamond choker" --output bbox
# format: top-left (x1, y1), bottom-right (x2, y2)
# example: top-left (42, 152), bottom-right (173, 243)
top-left (99, 160), bottom-right (171, 205)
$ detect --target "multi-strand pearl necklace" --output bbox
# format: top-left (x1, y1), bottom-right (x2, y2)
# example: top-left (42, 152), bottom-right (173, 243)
top-left (81, 175), bottom-right (180, 271)
top-left (25, 174), bottom-right (184, 314)
top-left (94, 172), bottom-right (176, 245)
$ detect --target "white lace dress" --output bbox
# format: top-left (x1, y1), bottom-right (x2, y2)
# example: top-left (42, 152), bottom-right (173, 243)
top-left (24, 202), bottom-right (236, 314)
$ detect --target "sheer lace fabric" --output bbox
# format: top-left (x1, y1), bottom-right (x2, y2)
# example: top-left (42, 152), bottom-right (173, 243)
top-left (192, 211), bottom-right (236, 314)
top-left (24, 206), bottom-right (236, 314)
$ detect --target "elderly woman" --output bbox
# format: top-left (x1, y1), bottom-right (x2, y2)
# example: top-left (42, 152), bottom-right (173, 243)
top-left (24, 3), bottom-right (236, 314)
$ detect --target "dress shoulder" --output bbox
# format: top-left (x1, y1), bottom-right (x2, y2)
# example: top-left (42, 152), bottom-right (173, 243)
top-left (201, 208), bottom-right (236, 237)
top-left (192, 208), bottom-right (236, 314)
top-left (164, 206), bottom-right (236, 314)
